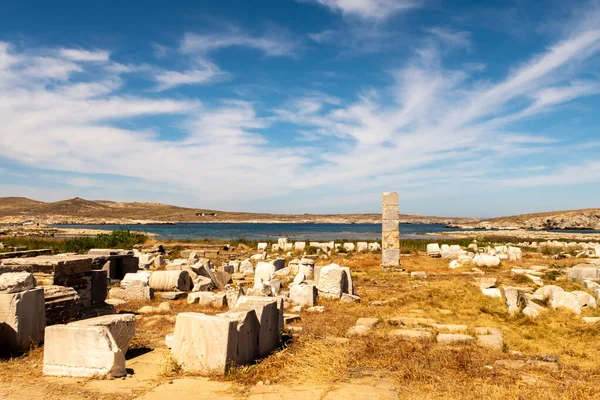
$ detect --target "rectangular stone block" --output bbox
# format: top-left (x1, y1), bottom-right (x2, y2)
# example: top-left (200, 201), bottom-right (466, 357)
top-left (233, 296), bottom-right (280, 357)
top-left (43, 324), bottom-right (126, 377)
top-left (91, 270), bottom-right (108, 305)
top-left (382, 219), bottom-right (399, 232)
top-left (69, 314), bottom-right (135, 353)
top-left (0, 288), bottom-right (45, 353)
top-left (170, 313), bottom-right (238, 374)
top-left (382, 204), bottom-right (399, 221)
top-left (382, 231), bottom-right (400, 250)
top-left (289, 284), bottom-right (317, 307)
top-left (217, 309), bottom-right (260, 365)
top-left (382, 249), bottom-right (401, 267)
top-left (382, 192), bottom-right (399, 206)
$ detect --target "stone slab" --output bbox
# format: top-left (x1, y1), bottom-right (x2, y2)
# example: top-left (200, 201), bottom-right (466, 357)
top-left (0, 288), bottom-right (45, 353)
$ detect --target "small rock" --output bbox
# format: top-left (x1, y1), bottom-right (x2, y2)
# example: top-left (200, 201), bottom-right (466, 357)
top-left (347, 325), bottom-right (371, 337)
top-left (356, 318), bottom-right (380, 328)
top-left (161, 291), bottom-right (186, 300)
top-left (306, 306), bottom-right (325, 313)
top-left (436, 333), bottom-right (473, 344)
top-left (341, 293), bottom-right (361, 303)
top-left (410, 271), bottom-right (427, 280)
top-left (391, 329), bottom-right (433, 340)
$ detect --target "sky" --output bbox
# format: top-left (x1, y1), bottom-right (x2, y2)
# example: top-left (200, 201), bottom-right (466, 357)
top-left (1, 0), bottom-right (599, 218)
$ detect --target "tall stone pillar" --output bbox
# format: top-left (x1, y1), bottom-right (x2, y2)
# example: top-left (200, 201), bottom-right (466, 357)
top-left (381, 192), bottom-right (400, 269)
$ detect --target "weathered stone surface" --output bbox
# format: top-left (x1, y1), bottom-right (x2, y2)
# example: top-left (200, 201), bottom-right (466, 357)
top-left (534, 285), bottom-right (564, 299)
top-left (294, 242), bottom-right (306, 251)
top-left (239, 260), bottom-right (254, 275)
top-left (347, 325), bottom-right (371, 337)
top-left (368, 242), bottom-right (381, 251)
top-left (433, 324), bottom-right (468, 332)
top-left (341, 266), bottom-right (354, 295)
top-left (162, 291), bottom-right (187, 300)
top-left (387, 316), bottom-right (436, 327)
top-left (91, 269), bottom-right (108, 305)
top-left (427, 243), bottom-right (441, 258)
top-left (109, 280), bottom-right (153, 301)
top-left (356, 318), bottom-right (380, 328)
top-left (0, 272), bottom-right (36, 294)
top-left (69, 314), bottom-right (135, 353)
top-left (148, 270), bottom-right (190, 292)
top-left (233, 296), bottom-right (280, 357)
top-left (170, 312), bottom-right (238, 374)
top-left (1, 255), bottom-right (94, 308)
top-left (391, 329), bottom-right (433, 339)
top-left (436, 333), bottom-right (473, 344)
top-left (317, 264), bottom-right (347, 299)
top-left (474, 277), bottom-right (497, 289)
top-left (192, 275), bottom-right (214, 292)
top-left (105, 298), bottom-right (127, 306)
top-left (502, 287), bottom-right (528, 315)
top-left (216, 309), bottom-right (260, 366)
top-left (277, 238), bottom-right (288, 251)
top-left (289, 284), bottom-right (317, 307)
top-left (356, 242), bottom-right (369, 252)
top-left (481, 288), bottom-right (502, 298)
top-left (567, 264), bottom-right (600, 282)
top-left (583, 317), bottom-right (600, 324)
top-left (550, 292), bottom-right (581, 314)
top-left (477, 334), bottom-right (503, 349)
top-left (120, 272), bottom-right (151, 288)
top-left (257, 243), bottom-right (268, 251)
top-left (299, 258), bottom-right (315, 280)
top-left (473, 254), bottom-right (501, 267)
top-left (342, 243), bottom-right (355, 252)
top-left (42, 285), bottom-right (81, 325)
top-left (411, 271), bottom-right (427, 280)
top-left (225, 285), bottom-right (244, 310)
top-left (254, 262), bottom-right (276, 283)
top-left (571, 290), bottom-right (597, 309)
top-left (0, 288), bottom-right (45, 353)
top-left (341, 293), bottom-right (361, 303)
top-left (43, 318), bottom-right (132, 378)
top-left (187, 292), bottom-right (227, 308)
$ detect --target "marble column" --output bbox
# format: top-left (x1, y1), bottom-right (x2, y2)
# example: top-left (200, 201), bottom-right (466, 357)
top-left (381, 192), bottom-right (400, 268)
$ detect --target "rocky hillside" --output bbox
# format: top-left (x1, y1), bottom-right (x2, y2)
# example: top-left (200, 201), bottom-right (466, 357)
top-left (450, 209), bottom-right (600, 231)
top-left (0, 197), bottom-right (478, 225)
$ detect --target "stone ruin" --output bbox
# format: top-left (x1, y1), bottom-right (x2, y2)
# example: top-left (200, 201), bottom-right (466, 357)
top-left (381, 191), bottom-right (400, 269)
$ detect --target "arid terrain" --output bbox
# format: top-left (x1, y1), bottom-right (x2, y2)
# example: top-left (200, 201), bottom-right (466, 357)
top-left (0, 196), bottom-right (478, 225)
top-left (1, 248), bottom-right (599, 400)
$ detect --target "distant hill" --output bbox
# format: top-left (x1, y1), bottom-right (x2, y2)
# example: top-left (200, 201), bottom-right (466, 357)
top-left (460, 208), bottom-right (600, 231)
top-left (0, 197), bottom-right (478, 225)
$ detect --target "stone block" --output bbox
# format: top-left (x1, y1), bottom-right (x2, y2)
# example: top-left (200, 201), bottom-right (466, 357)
top-left (299, 258), bottom-right (315, 280)
top-left (234, 296), bottom-right (280, 357)
top-left (382, 231), bottom-right (400, 250)
top-left (109, 281), bottom-right (153, 301)
top-left (436, 333), bottom-right (473, 344)
top-left (294, 242), bottom-right (306, 251)
top-left (382, 219), bottom-right (399, 232)
top-left (255, 261), bottom-right (276, 283)
top-left (257, 243), bottom-right (268, 251)
top-left (0, 288), bottom-right (45, 353)
top-left (356, 242), bottom-right (368, 252)
top-left (170, 312), bottom-right (238, 374)
top-left (162, 291), bottom-right (187, 300)
top-left (567, 264), bottom-right (600, 282)
top-left (381, 249), bottom-right (400, 267)
top-left (289, 284), bottom-right (317, 307)
top-left (91, 270), bottom-right (108, 305)
top-left (42, 285), bottom-right (81, 325)
top-left (392, 329), bottom-right (433, 340)
top-left (187, 292), bottom-right (227, 308)
top-left (148, 270), bottom-right (191, 292)
top-left (120, 272), bottom-right (151, 288)
top-left (43, 324), bottom-right (128, 377)
top-left (69, 314), bottom-right (135, 353)
top-left (217, 309), bottom-right (260, 365)
top-left (277, 238), bottom-right (288, 251)
top-left (382, 191), bottom-right (399, 206)
top-left (427, 243), bottom-right (441, 258)
top-left (382, 204), bottom-right (399, 220)
top-left (0, 272), bottom-right (36, 294)
top-left (343, 243), bottom-right (355, 252)
top-left (317, 264), bottom-right (347, 299)
top-left (368, 242), bottom-right (381, 251)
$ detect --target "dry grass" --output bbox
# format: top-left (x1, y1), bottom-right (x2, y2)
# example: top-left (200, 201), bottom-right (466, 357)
top-left (2, 249), bottom-right (600, 399)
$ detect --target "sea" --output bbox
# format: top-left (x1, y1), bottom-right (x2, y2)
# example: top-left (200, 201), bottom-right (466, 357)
top-left (51, 223), bottom-right (460, 241)
top-left (50, 223), bottom-right (600, 241)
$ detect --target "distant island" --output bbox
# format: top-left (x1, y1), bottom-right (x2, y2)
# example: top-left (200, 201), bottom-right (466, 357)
top-left (0, 197), bottom-right (598, 231)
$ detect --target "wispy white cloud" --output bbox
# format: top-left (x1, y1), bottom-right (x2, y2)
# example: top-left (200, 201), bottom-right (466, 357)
top-left (299, 0), bottom-right (421, 19)
top-left (59, 48), bottom-right (110, 62)
top-left (425, 27), bottom-right (472, 49)
top-left (181, 28), bottom-right (299, 57)
top-left (153, 59), bottom-right (227, 91)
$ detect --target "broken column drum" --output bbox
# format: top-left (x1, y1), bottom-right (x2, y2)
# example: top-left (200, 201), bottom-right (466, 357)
top-left (381, 192), bottom-right (400, 268)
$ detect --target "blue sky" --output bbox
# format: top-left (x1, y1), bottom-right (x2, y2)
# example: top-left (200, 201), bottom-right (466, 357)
top-left (1, 0), bottom-right (599, 218)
